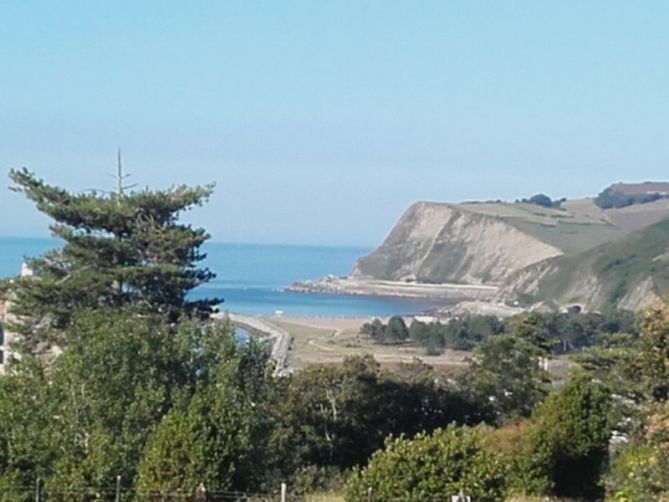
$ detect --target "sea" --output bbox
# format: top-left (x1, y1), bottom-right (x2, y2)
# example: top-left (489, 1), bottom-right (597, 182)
top-left (0, 237), bottom-right (449, 318)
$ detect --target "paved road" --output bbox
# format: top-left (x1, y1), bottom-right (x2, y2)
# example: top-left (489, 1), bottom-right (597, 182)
top-left (219, 313), bottom-right (292, 376)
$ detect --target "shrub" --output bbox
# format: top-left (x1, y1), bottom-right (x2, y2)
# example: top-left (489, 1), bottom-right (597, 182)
top-left (528, 375), bottom-right (611, 500)
top-left (606, 443), bottom-right (669, 501)
top-left (344, 425), bottom-right (510, 502)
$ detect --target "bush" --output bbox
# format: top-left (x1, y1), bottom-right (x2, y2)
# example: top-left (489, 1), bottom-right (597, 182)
top-left (344, 425), bottom-right (510, 502)
top-left (528, 375), bottom-right (611, 500)
top-left (606, 443), bottom-right (669, 500)
top-left (386, 316), bottom-right (408, 342)
top-left (517, 194), bottom-right (565, 208)
top-left (360, 317), bottom-right (408, 344)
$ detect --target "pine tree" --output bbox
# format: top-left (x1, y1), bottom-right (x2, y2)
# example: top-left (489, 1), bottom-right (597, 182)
top-left (7, 168), bottom-right (221, 343)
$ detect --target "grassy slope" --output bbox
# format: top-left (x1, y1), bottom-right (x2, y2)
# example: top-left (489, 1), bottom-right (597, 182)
top-left (460, 200), bottom-right (624, 254)
top-left (527, 216), bottom-right (669, 308)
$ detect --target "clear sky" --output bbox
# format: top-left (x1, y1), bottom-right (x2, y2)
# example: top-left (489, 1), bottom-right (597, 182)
top-left (1, 1), bottom-right (668, 246)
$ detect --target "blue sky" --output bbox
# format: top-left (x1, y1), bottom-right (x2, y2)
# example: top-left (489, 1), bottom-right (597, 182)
top-left (1, 1), bottom-right (668, 246)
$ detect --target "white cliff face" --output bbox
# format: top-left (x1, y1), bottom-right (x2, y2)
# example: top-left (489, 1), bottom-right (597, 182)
top-left (353, 202), bottom-right (563, 285)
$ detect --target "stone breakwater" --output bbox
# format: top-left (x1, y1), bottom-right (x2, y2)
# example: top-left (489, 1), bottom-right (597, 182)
top-left (287, 276), bottom-right (498, 302)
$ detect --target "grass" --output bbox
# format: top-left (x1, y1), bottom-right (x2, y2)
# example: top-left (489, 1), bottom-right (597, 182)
top-left (267, 318), bottom-right (471, 372)
top-left (266, 317), bottom-right (574, 382)
top-left (526, 216), bottom-right (669, 308)
top-left (509, 219), bottom-right (624, 254)
top-left (303, 494), bottom-right (343, 502)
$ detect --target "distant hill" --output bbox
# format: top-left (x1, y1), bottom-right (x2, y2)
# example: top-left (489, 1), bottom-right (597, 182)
top-left (353, 183), bottom-right (669, 311)
top-left (353, 198), bottom-right (623, 285)
top-left (498, 216), bottom-right (669, 311)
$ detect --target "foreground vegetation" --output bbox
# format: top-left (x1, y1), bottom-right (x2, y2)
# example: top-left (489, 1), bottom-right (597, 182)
top-left (2, 171), bottom-right (669, 500)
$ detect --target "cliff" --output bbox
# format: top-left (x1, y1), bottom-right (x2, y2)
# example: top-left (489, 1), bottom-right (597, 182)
top-left (351, 189), bottom-right (669, 311)
top-left (352, 200), bottom-right (619, 286)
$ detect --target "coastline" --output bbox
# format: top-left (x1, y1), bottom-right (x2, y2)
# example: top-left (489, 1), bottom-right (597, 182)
top-left (288, 276), bottom-right (498, 302)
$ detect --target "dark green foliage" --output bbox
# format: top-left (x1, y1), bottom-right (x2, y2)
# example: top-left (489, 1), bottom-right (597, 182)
top-left (529, 375), bottom-right (612, 500)
top-left (408, 319), bottom-right (442, 353)
top-left (0, 359), bottom-right (53, 493)
top-left (575, 332), bottom-right (645, 432)
top-left (505, 312), bottom-right (552, 353)
top-left (405, 310), bottom-right (636, 355)
top-left (594, 186), bottom-right (664, 209)
top-left (410, 315), bottom-right (503, 352)
top-left (359, 318), bottom-right (385, 338)
top-left (517, 193), bottom-right (565, 208)
top-left (136, 326), bottom-right (275, 493)
top-left (385, 316), bottom-right (409, 343)
top-left (7, 169), bottom-right (220, 342)
top-left (344, 425), bottom-right (511, 502)
top-left (344, 374), bottom-right (612, 502)
top-left (360, 316), bottom-right (408, 344)
top-left (0, 312), bottom-right (275, 496)
top-left (463, 334), bottom-right (550, 420)
top-left (272, 356), bottom-right (491, 476)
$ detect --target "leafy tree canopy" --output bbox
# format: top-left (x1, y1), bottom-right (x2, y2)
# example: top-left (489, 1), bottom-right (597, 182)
top-left (360, 316), bottom-right (408, 344)
top-left (463, 334), bottom-right (550, 421)
top-left (529, 374), bottom-right (612, 500)
top-left (0, 311), bottom-right (275, 497)
top-left (272, 356), bottom-right (490, 475)
top-left (517, 193), bottom-right (565, 208)
top-left (344, 425), bottom-right (510, 502)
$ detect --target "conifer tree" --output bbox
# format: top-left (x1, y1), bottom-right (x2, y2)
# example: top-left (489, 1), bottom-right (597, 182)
top-left (7, 168), bottom-right (221, 342)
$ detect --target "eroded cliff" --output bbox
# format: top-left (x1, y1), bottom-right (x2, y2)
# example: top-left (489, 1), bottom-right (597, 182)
top-left (353, 202), bottom-right (564, 285)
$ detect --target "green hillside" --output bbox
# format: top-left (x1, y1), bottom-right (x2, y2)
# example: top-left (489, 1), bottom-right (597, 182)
top-left (509, 217), bottom-right (669, 310)
top-left (458, 201), bottom-right (624, 254)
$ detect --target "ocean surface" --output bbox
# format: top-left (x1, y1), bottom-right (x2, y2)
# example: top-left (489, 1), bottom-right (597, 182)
top-left (0, 237), bottom-right (450, 317)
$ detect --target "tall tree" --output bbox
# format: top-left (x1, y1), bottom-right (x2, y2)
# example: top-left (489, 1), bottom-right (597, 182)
top-left (464, 334), bottom-right (550, 420)
top-left (638, 304), bottom-right (669, 402)
top-left (7, 168), bottom-right (221, 343)
top-left (529, 374), bottom-right (611, 500)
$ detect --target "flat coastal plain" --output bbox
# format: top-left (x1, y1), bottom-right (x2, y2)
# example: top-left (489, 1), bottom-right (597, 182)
top-left (260, 316), bottom-right (574, 380)
top-left (263, 316), bottom-right (471, 372)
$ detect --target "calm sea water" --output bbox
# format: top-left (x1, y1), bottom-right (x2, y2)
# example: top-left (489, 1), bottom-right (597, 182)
top-left (0, 237), bottom-right (448, 317)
